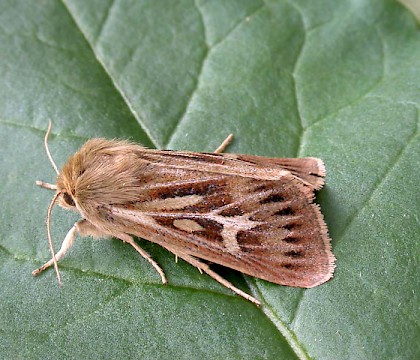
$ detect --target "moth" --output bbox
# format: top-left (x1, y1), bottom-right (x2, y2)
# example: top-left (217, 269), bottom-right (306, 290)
top-left (33, 122), bottom-right (335, 305)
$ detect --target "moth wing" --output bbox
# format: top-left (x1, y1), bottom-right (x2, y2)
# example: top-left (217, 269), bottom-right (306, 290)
top-left (140, 150), bottom-right (326, 190)
top-left (105, 172), bottom-right (334, 288)
top-left (231, 154), bottom-right (326, 190)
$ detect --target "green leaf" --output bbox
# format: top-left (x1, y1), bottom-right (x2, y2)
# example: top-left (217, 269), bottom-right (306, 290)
top-left (1, 0), bottom-right (419, 359)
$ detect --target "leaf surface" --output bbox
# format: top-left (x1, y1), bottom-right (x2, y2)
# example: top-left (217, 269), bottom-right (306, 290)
top-left (1, 1), bottom-right (419, 359)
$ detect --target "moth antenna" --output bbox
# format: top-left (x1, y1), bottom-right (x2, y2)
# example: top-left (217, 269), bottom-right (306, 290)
top-left (47, 191), bottom-right (62, 287)
top-left (45, 120), bottom-right (59, 175)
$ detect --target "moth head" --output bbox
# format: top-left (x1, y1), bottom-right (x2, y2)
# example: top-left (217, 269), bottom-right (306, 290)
top-left (51, 159), bottom-right (78, 210)
top-left (56, 171), bottom-right (78, 210)
top-left (54, 148), bottom-right (87, 211)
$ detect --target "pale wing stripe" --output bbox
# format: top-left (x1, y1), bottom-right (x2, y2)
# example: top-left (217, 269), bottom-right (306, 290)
top-left (136, 175), bottom-right (223, 192)
top-left (140, 195), bottom-right (202, 211)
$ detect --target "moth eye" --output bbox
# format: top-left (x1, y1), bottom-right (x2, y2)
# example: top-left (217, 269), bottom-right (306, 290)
top-left (63, 192), bottom-right (75, 207)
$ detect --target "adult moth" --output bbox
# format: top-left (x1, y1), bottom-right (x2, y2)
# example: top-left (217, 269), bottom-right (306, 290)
top-left (33, 123), bottom-right (335, 305)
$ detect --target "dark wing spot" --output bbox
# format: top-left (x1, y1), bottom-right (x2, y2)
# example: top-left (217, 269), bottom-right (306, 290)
top-left (283, 223), bottom-right (299, 230)
top-left (254, 184), bottom-right (269, 192)
top-left (275, 207), bottom-right (294, 216)
top-left (282, 263), bottom-right (300, 271)
top-left (219, 206), bottom-right (244, 217)
top-left (192, 218), bottom-right (224, 243)
top-left (283, 236), bottom-right (300, 243)
top-left (182, 193), bottom-right (231, 213)
top-left (155, 217), bottom-right (174, 228)
top-left (236, 230), bottom-right (263, 252)
top-left (159, 182), bottom-right (220, 199)
top-left (260, 194), bottom-right (285, 204)
top-left (284, 250), bottom-right (304, 258)
top-left (160, 186), bottom-right (195, 198)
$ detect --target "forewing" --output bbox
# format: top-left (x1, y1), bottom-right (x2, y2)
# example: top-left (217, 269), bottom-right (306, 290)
top-left (138, 150), bottom-right (325, 189)
top-left (102, 166), bottom-right (334, 288)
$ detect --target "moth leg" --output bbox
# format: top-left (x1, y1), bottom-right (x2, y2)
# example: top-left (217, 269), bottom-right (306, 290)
top-left (32, 220), bottom-right (80, 276)
top-left (114, 232), bottom-right (167, 284)
top-left (163, 246), bottom-right (260, 306)
top-left (35, 180), bottom-right (57, 190)
top-left (214, 134), bottom-right (233, 154)
top-left (32, 220), bottom-right (167, 284)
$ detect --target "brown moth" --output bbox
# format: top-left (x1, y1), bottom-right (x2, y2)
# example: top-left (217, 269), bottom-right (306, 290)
top-left (33, 122), bottom-right (335, 305)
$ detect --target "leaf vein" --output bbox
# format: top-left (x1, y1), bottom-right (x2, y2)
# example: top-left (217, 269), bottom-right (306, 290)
top-left (210, 1), bottom-right (266, 49)
top-left (163, 0), bottom-right (209, 148)
top-left (338, 105), bottom-right (419, 241)
top-left (91, 0), bottom-right (117, 46)
top-left (249, 280), bottom-right (311, 360)
top-left (304, 23), bottom-right (386, 131)
top-left (285, 0), bottom-right (306, 157)
top-left (61, 0), bottom-right (159, 147)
